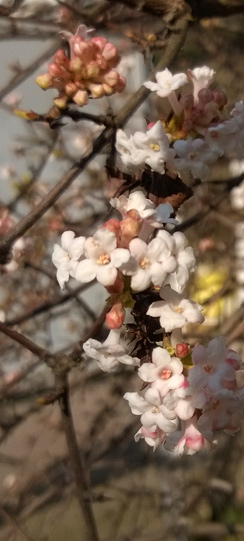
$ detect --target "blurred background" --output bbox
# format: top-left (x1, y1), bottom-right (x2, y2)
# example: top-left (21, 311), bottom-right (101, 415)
top-left (1, 1), bottom-right (244, 540)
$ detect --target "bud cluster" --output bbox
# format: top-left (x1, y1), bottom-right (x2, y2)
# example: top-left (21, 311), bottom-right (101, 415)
top-left (36, 25), bottom-right (126, 109)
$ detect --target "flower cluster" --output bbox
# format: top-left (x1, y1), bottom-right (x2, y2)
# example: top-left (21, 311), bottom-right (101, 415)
top-left (52, 191), bottom-right (199, 330)
top-left (116, 67), bottom-right (244, 182)
top-left (51, 61), bottom-right (244, 455)
top-left (125, 337), bottom-right (244, 453)
top-left (36, 25), bottom-right (126, 109)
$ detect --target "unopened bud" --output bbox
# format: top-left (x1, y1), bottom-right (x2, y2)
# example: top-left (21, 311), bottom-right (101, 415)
top-left (176, 343), bottom-right (190, 358)
top-left (36, 73), bottom-right (52, 89)
top-left (106, 301), bottom-right (124, 329)
top-left (198, 88), bottom-right (214, 105)
top-left (53, 94), bottom-right (68, 109)
top-left (72, 89), bottom-right (89, 106)
top-left (213, 89), bottom-right (227, 109)
top-left (103, 69), bottom-right (119, 87)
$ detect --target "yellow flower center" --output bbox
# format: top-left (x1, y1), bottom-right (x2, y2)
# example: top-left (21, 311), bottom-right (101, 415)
top-left (140, 257), bottom-right (150, 269)
top-left (174, 306), bottom-right (183, 314)
top-left (97, 254), bottom-right (110, 265)
top-left (152, 406), bottom-right (159, 414)
top-left (149, 143), bottom-right (160, 152)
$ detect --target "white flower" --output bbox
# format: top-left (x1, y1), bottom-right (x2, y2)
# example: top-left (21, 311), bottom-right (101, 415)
top-left (134, 425), bottom-right (166, 450)
top-left (83, 329), bottom-right (140, 372)
top-left (110, 191), bottom-right (155, 219)
top-left (124, 387), bottom-right (178, 432)
top-left (163, 231), bottom-right (196, 294)
top-left (132, 121), bottom-right (175, 173)
top-left (173, 139), bottom-right (219, 181)
top-left (144, 68), bottom-right (187, 97)
top-left (75, 228), bottom-right (133, 287)
top-left (205, 121), bottom-right (237, 157)
top-left (116, 122), bottom-right (175, 173)
top-left (52, 231), bottom-right (85, 289)
top-left (147, 286), bottom-right (204, 332)
top-left (138, 347), bottom-right (184, 397)
top-left (115, 130), bottom-right (146, 171)
top-left (165, 416), bottom-right (211, 455)
top-left (189, 337), bottom-right (239, 398)
top-left (129, 232), bottom-right (176, 292)
top-left (187, 66), bottom-right (216, 104)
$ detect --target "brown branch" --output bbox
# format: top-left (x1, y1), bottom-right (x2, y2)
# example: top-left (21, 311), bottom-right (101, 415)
top-left (0, 320), bottom-right (49, 359)
top-left (0, 41), bottom-right (60, 102)
top-left (6, 281), bottom-right (95, 326)
top-left (56, 372), bottom-right (100, 541)
top-left (106, 0), bottom-right (244, 20)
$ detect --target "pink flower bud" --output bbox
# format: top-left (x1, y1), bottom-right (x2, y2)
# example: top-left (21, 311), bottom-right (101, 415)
top-left (85, 62), bottom-right (100, 78)
top-left (102, 83), bottom-right (114, 96)
top-left (147, 122), bottom-right (155, 130)
top-left (103, 219), bottom-right (121, 240)
top-left (48, 63), bottom-right (69, 80)
top-left (72, 90), bottom-right (89, 106)
top-left (198, 238), bottom-right (216, 252)
top-left (102, 42), bottom-right (119, 67)
top-left (120, 215), bottom-right (142, 247)
top-left (103, 69), bottom-right (119, 87)
top-left (92, 36), bottom-right (107, 52)
top-left (70, 57), bottom-right (83, 72)
top-left (86, 82), bottom-right (104, 98)
top-left (213, 90), bottom-right (227, 109)
top-left (54, 49), bottom-right (69, 68)
top-left (180, 93), bottom-right (194, 111)
top-left (65, 82), bottom-right (77, 96)
top-left (36, 73), bottom-right (52, 89)
top-left (114, 75), bottom-right (126, 93)
top-left (198, 88), bottom-right (214, 105)
top-left (106, 302), bottom-right (125, 329)
top-left (176, 343), bottom-right (190, 358)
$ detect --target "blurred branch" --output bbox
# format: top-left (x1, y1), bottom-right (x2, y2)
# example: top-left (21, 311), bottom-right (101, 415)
top-left (0, 15), bottom-right (189, 264)
top-left (0, 41), bottom-right (60, 101)
top-left (6, 281), bottom-right (95, 326)
top-left (56, 372), bottom-right (100, 541)
top-left (0, 320), bottom-right (49, 359)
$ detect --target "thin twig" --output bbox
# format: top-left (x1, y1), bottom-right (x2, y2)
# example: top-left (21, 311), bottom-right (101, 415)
top-left (0, 17), bottom-right (189, 263)
top-left (56, 372), bottom-right (100, 541)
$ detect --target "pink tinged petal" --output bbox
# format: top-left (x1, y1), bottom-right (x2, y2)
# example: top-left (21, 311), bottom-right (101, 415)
top-left (75, 259), bottom-right (97, 282)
